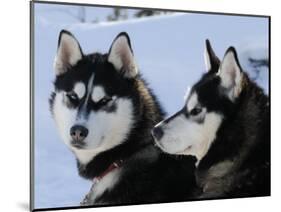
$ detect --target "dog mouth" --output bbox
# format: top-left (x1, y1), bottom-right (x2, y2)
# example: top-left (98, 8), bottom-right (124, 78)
top-left (176, 145), bottom-right (193, 154)
top-left (184, 145), bottom-right (192, 151)
top-left (71, 141), bottom-right (86, 149)
top-left (154, 137), bottom-right (193, 155)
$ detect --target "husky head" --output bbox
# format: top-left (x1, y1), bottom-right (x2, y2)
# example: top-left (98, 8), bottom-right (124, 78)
top-left (152, 40), bottom-right (246, 163)
top-left (50, 30), bottom-right (141, 164)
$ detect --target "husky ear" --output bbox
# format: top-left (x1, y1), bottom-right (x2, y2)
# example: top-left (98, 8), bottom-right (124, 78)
top-left (218, 47), bottom-right (243, 101)
top-left (108, 32), bottom-right (138, 78)
top-left (204, 39), bottom-right (220, 72)
top-left (54, 30), bottom-right (83, 75)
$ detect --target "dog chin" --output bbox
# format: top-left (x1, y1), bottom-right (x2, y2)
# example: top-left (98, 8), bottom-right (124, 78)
top-left (155, 141), bottom-right (178, 155)
top-left (158, 140), bottom-right (193, 155)
top-left (175, 145), bottom-right (193, 155)
top-left (70, 142), bottom-right (86, 149)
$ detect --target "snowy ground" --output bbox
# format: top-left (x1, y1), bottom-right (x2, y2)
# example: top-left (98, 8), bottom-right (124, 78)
top-left (33, 2), bottom-right (269, 209)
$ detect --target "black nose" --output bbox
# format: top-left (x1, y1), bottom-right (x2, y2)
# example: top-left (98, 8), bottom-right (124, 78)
top-left (152, 126), bottom-right (164, 140)
top-left (70, 125), bottom-right (88, 142)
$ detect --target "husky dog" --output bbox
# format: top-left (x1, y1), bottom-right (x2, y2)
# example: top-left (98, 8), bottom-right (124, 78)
top-left (152, 40), bottom-right (270, 198)
top-left (50, 30), bottom-right (198, 205)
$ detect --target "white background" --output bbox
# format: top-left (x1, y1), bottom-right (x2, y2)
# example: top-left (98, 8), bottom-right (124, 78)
top-left (0, 0), bottom-right (280, 211)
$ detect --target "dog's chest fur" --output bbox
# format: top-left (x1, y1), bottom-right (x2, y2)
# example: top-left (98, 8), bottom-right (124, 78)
top-left (196, 160), bottom-right (235, 198)
top-left (82, 168), bottom-right (121, 205)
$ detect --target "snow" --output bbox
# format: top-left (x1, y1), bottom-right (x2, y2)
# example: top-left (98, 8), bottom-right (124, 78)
top-left (33, 2), bottom-right (269, 209)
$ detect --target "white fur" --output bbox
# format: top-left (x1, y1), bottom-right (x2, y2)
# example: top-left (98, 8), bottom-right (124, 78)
top-left (108, 35), bottom-right (138, 78)
top-left (187, 92), bottom-right (198, 111)
top-left (186, 92), bottom-right (207, 122)
top-left (217, 50), bottom-right (242, 101)
top-left (54, 33), bottom-right (82, 75)
top-left (84, 74), bottom-right (95, 105)
top-left (87, 168), bottom-right (120, 203)
top-left (70, 148), bottom-right (100, 165)
top-left (53, 90), bottom-right (134, 164)
top-left (73, 82), bottom-right (86, 99)
top-left (91, 86), bottom-right (106, 103)
top-left (155, 111), bottom-right (222, 165)
top-left (178, 113), bottom-right (222, 163)
top-left (74, 98), bottom-right (133, 164)
top-left (72, 74), bottom-right (95, 124)
top-left (53, 92), bottom-right (78, 147)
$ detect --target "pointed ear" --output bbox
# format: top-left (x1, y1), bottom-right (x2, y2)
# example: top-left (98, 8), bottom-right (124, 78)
top-left (54, 30), bottom-right (83, 75)
top-left (218, 47), bottom-right (243, 101)
top-left (204, 39), bottom-right (220, 72)
top-left (108, 32), bottom-right (138, 78)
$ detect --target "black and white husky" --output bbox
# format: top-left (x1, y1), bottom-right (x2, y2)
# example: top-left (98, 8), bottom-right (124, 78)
top-left (50, 30), bottom-right (197, 205)
top-left (152, 40), bottom-right (270, 199)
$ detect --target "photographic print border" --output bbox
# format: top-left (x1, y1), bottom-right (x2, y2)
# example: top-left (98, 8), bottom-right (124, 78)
top-left (30, 1), bottom-right (271, 211)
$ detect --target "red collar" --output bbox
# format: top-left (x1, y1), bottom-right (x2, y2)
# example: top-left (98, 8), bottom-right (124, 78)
top-left (93, 160), bottom-right (123, 183)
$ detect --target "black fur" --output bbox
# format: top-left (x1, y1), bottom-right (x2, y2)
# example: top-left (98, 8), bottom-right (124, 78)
top-left (205, 39), bottom-right (220, 72)
top-left (94, 152), bottom-right (199, 204)
top-left (196, 71), bottom-right (270, 198)
top-left (192, 47), bottom-right (270, 198)
top-left (50, 30), bottom-right (198, 205)
top-left (153, 43), bottom-right (269, 200)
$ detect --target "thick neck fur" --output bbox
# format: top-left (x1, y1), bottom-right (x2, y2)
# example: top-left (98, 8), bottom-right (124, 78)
top-left (77, 77), bottom-right (165, 180)
top-left (197, 74), bottom-right (269, 196)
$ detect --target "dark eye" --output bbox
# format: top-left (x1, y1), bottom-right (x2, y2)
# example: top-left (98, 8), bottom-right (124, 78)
top-left (99, 96), bottom-right (112, 105)
top-left (66, 92), bottom-right (78, 102)
top-left (190, 107), bottom-right (202, 116)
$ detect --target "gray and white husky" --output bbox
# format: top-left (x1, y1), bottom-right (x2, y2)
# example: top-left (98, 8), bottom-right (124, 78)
top-left (50, 30), bottom-right (198, 205)
top-left (152, 40), bottom-right (270, 198)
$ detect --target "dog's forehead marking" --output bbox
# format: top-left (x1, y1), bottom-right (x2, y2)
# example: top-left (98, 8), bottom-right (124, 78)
top-left (92, 86), bottom-right (106, 103)
top-left (187, 92), bottom-right (198, 111)
top-left (73, 82), bottom-right (86, 99)
top-left (85, 74), bottom-right (95, 101)
top-left (79, 73), bottom-right (95, 115)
